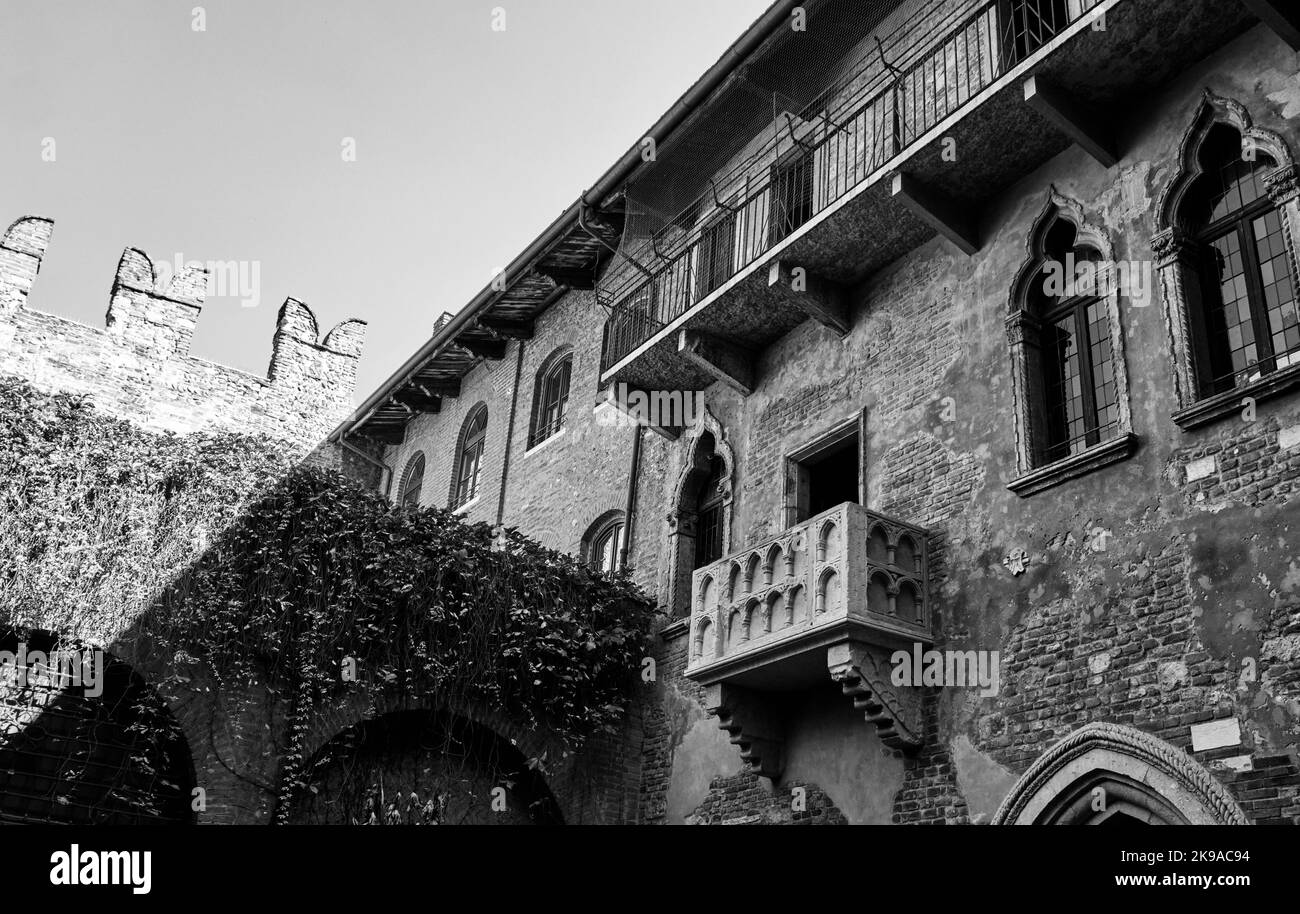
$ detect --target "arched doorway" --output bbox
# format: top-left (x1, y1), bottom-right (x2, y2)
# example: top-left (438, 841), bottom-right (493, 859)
top-left (0, 628), bottom-right (195, 824)
top-left (286, 709), bottom-right (563, 825)
top-left (992, 722), bottom-right (1248, 825)
top-left (666, 409), bottom-right (735, 617)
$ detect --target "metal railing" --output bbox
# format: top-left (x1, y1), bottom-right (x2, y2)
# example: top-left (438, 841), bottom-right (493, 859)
top-left (600, 0), bottom-right (1100, 374)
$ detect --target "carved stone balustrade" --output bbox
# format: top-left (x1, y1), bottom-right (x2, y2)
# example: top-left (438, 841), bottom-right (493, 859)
top-left (685, 502), bottom-right (932, 777)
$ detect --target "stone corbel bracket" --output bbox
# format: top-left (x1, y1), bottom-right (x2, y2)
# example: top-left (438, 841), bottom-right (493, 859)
top-left (703, 682), bottom-right (785, 779)
top-left (827, 641), bottom-right (923, 752)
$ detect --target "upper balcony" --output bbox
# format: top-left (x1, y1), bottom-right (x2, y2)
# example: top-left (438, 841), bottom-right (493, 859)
top-left (597, 0), bottom-right (1262, 396)
top-left (684, 501), bottom-right (931, 773)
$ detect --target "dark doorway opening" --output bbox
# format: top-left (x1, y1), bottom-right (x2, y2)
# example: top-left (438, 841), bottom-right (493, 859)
top-left (787, 423), bottom-right (861, 524)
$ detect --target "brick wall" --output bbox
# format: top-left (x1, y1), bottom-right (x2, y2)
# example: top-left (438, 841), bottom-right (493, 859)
top-left (686, 773), bottom-right (847, 825)
top-left (624, 25), bottom-right (1300, 824)
top-left (385, 289), bottom-right (636, 555)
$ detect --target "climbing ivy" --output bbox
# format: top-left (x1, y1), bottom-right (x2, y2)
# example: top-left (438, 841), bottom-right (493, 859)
top-left (0, 376), bottom-right (656, 820)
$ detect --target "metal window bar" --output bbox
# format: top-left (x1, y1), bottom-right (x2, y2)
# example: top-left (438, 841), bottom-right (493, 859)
top-left (1200, 343), bottom-right (1300, 397)
top-left (695, 503), bottom-right (724, 569)
top-left (1039, 418), bottom-right (1122, 463)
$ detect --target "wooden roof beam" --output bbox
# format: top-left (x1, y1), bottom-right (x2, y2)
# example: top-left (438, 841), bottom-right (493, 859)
top-left (394, 385), bottom-right (443, 412)
top-left (456, 336), bottom-right (509, 360)
top-left (477, 317), bottom-right (534, 340)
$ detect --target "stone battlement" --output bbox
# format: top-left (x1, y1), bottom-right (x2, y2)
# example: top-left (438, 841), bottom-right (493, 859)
top-left (0, 216), bottom-right (366, 451)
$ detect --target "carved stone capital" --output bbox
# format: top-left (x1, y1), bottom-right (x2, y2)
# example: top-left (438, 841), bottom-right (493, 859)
top-left (1265, 163), bottom-right (1300, 206)
top-left (1004, 310), bottom-right (1042, 347)
top-left (1151, 227), bottom-right (1196, 268)
top-left (703, 682), bottom-right (784, 779)
top-left (826, 641), bottom-right (923, 752)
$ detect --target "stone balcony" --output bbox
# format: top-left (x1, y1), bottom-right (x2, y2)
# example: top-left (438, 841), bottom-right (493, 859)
top-left (684, 502), bottom-right (932, 776)
top-left (599, 0), bottom-right (1262, 400)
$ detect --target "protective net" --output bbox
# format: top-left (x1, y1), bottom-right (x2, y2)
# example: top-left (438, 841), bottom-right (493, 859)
top-left (0, 629), bottom-right (194, 825)
top-left (598, 0), bottom-right (1099, 369)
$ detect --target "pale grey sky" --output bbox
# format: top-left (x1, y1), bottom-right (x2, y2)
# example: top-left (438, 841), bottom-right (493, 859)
top-left (0, 0), bottom-right (771, 397)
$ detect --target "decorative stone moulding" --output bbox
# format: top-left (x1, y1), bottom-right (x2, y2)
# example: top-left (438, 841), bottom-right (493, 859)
top-left (1003, 547), bottom-right (1029, 576)
top-left (686, 501), bottom-right (932, 776)
top-left (993, 722), bottom-right (1249, 825)
top-left (1153, 90), bottom-right (1300, 428)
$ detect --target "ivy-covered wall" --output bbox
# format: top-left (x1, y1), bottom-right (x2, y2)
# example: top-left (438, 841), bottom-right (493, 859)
top-left (0, 377), bottom-right (655, 824)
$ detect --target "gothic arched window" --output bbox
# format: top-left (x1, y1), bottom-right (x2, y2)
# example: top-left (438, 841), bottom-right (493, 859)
top-left (451, 405), bottom-right (487, 509)
top-left (1006, 189), bottom-right (1134, 495)
top-left (529, 349), bottom-right (572, 448)
top-left (666, 411), bottom-right (735, 617)
top-left (1185, 126), bottom-right (1298, 395)
top-left (396, 452), bottom-right (425, 509)
top-left (1153, 91), bottom-right (1300, 428)
top-left (693, 452), bottom-right (727, 570)
top-left (1030, 224), bottom-right (1119, 464)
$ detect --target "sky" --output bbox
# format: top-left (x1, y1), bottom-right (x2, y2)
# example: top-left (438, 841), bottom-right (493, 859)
top-left (0, 0), bottom-right (772, 398)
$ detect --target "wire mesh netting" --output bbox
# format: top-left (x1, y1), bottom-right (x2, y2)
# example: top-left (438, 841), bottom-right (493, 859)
top-left (0, 630), bottom-right (194, 825)
top-left (599, 0), bottom-right (1101, 371)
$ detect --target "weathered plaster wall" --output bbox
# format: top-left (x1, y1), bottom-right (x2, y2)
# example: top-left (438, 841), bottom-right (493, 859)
top-left (781, 685), bottom-right (906, 824)
top-left (641, 24), bottom-right (1300, 824)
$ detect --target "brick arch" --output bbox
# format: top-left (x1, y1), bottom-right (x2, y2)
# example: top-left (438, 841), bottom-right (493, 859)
top-left (2, 609), bottom-right (280, 825)
top-left (295, 691), bottom-right (585, 823)
top-left (528, 344), bottom-right (574, 447)
top-left (0, 628), bottom-right (197, 824)
top-left (580, 508), bottom-right (626, 568)
top-left (395, 449), bottom-right (426, 507)
top-left (289, 704), bottom-right (564, 824)
top-left (449, 401), bottom-right (489, 508)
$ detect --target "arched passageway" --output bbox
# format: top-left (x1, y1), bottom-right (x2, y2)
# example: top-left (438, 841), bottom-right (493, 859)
top-left (286, 709), bottom-right (563, 825)
top-left (0, 628), bottom-right (195, 824)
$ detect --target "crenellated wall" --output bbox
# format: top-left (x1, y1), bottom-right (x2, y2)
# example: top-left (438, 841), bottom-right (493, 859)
top-left (0, 216), bottom-right (366, 452)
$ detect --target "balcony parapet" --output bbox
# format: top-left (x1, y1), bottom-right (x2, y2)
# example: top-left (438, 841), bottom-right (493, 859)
top-left (685, 502), bottom-right (931, 773)
top-left (598, 0), bottom-right (1258, 393)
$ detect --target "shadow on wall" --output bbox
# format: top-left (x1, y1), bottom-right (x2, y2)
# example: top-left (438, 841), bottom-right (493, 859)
top-left (0, 377), bottom-right (651, 825)
top-left (0, 629), bottom-right (195, 825)
top-left (289, 709), bottom-right (561, 825)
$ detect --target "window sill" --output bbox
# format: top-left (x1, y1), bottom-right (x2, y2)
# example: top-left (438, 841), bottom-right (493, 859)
top-left (1007, 432), bottom-right (1137, 497)
top-left (1172, 363), bottom-right (1300, 430)
top-left (660, 617), bottom-right (690, 641)
top-left (451, 496), bottom-right (481, 516)
top-left (523, 428), bottom-right (566, 458)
